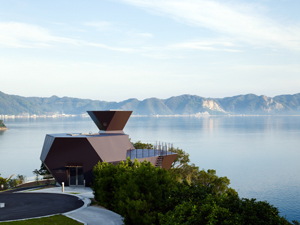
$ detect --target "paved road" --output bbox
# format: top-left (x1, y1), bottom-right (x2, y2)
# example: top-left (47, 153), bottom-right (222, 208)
top-left (0, 192), bottom-right (84, 221)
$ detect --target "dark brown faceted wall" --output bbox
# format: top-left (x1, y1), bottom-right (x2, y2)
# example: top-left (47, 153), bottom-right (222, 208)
top-left (44, 137), bottom-right (102, 186)
top-left (43, 133), bottom-right (134, 187)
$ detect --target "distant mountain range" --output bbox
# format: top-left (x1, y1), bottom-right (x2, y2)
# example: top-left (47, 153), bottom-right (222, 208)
top-left (1, 91), bottom-right (300, 116)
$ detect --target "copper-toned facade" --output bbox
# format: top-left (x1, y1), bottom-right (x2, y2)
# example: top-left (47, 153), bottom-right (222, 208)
top-left (40, 111), bottom-right (177, 187)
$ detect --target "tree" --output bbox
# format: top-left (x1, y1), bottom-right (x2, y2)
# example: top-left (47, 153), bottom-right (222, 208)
top-left (159, 182), bottom-right (294, 225)
top-left (129, 141), bottom-right (233, 194)
top-left (92, 142), bottom-right (299, 224)
top-left (0, 120), bottom-right (6, 128)
top-left (93, 158), bottom-right (176, 225)
top-left (8, 179), bottom-right (18, 188)
top-left (0, 173), bottom-right (14, 190)
top-left (132, 140), bottom-right (154, 149)
top-left (7, 174), bottom-right (24, 188)
top-left (32, 162), bottom-right (52, 186)
top-left (170, 147), bottom-right (190, 168)
top-left (169, 146), bottom-right (234, 194)
top-left (17, 174), bottom-right (24, 183)
top-left (38, 162), bottom-right (51, 176)
top-left (33, 169), bottom-right (40, 185)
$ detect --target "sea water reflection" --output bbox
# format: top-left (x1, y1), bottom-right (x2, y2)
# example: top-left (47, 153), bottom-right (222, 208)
top-left (0, 116), bottom-right (299, 221)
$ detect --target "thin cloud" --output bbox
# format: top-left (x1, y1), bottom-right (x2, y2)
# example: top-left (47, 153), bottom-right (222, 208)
top-left (114, 29), bottom-right (154, 46)
top-left (137, 39), bottom-right (241, 59)
top-left (0, 21), bottom-right (135, 52)
top-left (82, 21), bottom-right (113, 30)
top-left (84, 42), bottom-right (135, 52)
top-left (168, 40), bottom-right (241, 52)
top-left (0, 22), bottom-right (79, 48)
top-left (118, 0), bottom-right (300, 51)
top-left (131, 32), bottom-right (153, 38)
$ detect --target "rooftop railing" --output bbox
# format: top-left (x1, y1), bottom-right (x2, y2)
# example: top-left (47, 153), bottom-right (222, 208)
top-left (126, 148), bottom-right (176, 160)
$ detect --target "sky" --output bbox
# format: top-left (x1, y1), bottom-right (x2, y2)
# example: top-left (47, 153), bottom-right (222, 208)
top-left (0, 0), bottom-right (300, 101)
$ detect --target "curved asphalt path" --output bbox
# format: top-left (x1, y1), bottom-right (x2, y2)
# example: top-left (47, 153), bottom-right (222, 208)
top-left (0, 191), bottom-right (84, 222)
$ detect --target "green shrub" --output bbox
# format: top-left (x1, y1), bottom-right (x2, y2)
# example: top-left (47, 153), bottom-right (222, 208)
top-left (92, 158), bottom-right (176, 225)
top-left (159, 182), bottom-right (293, 225)
top-left (0, 173), bottom-right (14, 190)
top-left (132, 141), bottom-right (154, 149)
top-left (0, 120), bottom-right (6, 128)
top-left (92, 142), bottom-right (298, 225)
top-left (0, 176), bottom-right (8, 189)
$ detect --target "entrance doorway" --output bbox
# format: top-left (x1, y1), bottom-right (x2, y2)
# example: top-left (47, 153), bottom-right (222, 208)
top-left (68, 166), bottom-right (84, 186)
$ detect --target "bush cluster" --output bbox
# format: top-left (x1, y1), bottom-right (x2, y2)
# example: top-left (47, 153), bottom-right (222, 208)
top-left (0, 120), bottom-right (6, 128)
top-left (159, 182), bottom-right (295, 225)
top-left (92, 158), bottom-right (298, 225)
top-left (93, 159), bottom-right (176, 224)
top-left (0, 174), bottom-right (24, 190)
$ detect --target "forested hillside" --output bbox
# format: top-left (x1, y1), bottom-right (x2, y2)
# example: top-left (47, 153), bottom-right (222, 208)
top-left (1, 91), bottom-right (300, 115)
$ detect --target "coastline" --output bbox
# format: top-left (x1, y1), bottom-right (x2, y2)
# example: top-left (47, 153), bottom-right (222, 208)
top-left (1, 113), bottom-right (300, 120)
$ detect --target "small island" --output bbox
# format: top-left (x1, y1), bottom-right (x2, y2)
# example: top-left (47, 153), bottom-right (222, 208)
top-left (0, 120), bottom-right (7, 130)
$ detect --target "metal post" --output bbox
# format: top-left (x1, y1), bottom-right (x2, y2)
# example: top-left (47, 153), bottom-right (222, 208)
top-left (62, 182), bottom-right (64, 193)
top-left (84, 180), bottom-right (86, 187)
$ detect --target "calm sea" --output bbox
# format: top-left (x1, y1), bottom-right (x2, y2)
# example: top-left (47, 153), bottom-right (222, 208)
top-left (0, 116), bottom-right (299, 221)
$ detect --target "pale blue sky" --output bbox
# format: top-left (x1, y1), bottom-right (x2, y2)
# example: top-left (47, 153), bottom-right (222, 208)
top-left (0, 0), bottom-right (299, 101)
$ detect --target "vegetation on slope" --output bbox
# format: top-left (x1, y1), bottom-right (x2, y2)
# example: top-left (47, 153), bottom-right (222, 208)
top-left (0, 120), bottom-right (7, 128)
top-left (0, 173), bottom-right (14, 190)
top-left (92, 143), bottom-right (299, 225)
top-left (2, 91), bottom-right (300, 115)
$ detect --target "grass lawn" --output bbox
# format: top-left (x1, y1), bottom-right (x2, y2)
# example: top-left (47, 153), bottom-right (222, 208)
top-left (0, 215), bottom-right (83, 224)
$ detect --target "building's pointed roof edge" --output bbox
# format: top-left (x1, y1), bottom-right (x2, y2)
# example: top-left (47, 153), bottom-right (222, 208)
top-left (87, 110), bottom-right (132, 131)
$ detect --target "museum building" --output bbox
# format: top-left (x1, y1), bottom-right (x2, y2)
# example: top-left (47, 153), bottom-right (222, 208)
top-left (40, 110), bottom-right (177, 187)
